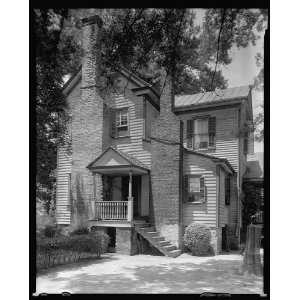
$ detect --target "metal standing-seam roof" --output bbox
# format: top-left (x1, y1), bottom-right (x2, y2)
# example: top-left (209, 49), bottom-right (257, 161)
top-left (175, 85), bottom-right (251, 109)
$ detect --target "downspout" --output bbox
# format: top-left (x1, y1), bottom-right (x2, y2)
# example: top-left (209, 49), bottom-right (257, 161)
top-left (178, 120), bottom-right (184, 249)
top-left (237, 106), bottom-right (241, 238)
top-left (216, 165), bottom-right (220, 228)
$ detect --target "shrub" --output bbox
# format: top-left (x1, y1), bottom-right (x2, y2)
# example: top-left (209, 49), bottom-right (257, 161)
top-left (183, 223), bottom-right (212, 256)
top-left (37, 231), bottom-right (110, 256)
top-left (70, 227), bottom-right (90, 236)
top-left (44, 225), bottom-right (58, 238)
top-left (90, 231), bottom-right (110, 253)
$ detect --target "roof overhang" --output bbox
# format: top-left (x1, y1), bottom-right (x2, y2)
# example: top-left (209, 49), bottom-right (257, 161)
top-left (184, 148), bottom-right (235, 175)
top-left (131, 86), bottom-right (160, 110)
top-left (174, 98), bottom-right (246, 114)
top-left (89, 165), bottom-right (148, 175)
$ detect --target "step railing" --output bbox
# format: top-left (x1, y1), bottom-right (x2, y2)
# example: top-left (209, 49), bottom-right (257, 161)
top-left (95, 201), bottom-right (128, 220)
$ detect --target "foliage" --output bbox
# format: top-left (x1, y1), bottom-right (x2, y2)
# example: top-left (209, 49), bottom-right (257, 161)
top-left (90, 230), bottom-right (110, 254)
top-left (35, 8), bottom-right (74, 200)
top-left (183, 223), bottom-right (212, 256)
top-left (43, 224), bottom-right (59, 238)
top-left (254, 107), bottom-right (264, 142)
top-left (69, 227), bottom-right (89, 236)
top-left (37, 231), bottom-right (110, 255)
top-left (253, 52), bottom-right (264, 142)
top-left (242, 183), bottom-right (263, 236)
top-left (35, 8), bottom-right (268, 208)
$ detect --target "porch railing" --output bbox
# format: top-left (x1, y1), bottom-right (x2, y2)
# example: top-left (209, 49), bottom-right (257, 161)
top-left (95, 201), bottom-right (128, 220)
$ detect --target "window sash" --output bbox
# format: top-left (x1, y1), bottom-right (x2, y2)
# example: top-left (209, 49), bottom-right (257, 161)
top-left (187, 176), bottom-right (206, 203)
top-left (116, 110), bottom-right (128, 128)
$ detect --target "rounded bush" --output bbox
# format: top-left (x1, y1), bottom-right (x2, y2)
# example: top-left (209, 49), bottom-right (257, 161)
top-left (183, 223), bottom-right (212, 256)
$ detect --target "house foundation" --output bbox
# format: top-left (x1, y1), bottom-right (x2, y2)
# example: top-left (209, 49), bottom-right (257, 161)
top-left (115, 228), bottom-right (138, 255)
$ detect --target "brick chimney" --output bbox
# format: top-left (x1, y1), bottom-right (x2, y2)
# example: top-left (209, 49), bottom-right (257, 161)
top-left (70, 15), bottom-right (105, 226)
top-left (150, 73), bottom-right (184, 248)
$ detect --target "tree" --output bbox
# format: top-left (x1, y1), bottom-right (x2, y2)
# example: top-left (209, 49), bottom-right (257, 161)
top-left (35, 9), bottom-right (76, 211)
top-left (35, 8), bottom-right (268, 209)
top-left (253, 52), bottom-right (264, 142)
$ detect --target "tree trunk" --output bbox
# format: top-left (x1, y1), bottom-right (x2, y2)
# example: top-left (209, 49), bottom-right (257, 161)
top-left (242, 224), bottom-right (263, 276)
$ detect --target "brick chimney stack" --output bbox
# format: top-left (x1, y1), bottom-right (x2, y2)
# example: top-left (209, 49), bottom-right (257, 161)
top-left (70, 15), bottom-right (105, 226)
top-left (150, 71), bottom-right (184, 248)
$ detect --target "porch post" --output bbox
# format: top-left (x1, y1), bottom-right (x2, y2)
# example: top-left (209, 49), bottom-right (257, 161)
top-left (127, 170), bottom-right (134, 221)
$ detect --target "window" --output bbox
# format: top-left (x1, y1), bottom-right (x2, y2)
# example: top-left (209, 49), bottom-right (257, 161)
top-left (184, 175), bottom-right (206, 203)
top-left (111, 108), bottom-right (129, 138)
top-left (225, 176), bottom-right (230, 205)
top-left (187, 116), bottom-right (216, 149)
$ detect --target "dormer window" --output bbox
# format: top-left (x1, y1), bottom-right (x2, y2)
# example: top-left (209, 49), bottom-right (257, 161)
top-left (111, 108), bottom-right (129, 138)
top-left (187, 116), bottom-right (216, 150)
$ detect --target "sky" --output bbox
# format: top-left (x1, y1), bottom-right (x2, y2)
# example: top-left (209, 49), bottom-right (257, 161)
top-left (194, 9), bottom-right (264, 152)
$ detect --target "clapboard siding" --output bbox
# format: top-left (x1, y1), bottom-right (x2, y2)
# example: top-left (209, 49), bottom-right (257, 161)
top-left (56, 146), bottom-right (72, 224)
top-left (183, 152), bottom-right (217, 227)
top-left (180, 107), bottom-right (239, 172)
top-left (111, 90), bottom-right (153, 168)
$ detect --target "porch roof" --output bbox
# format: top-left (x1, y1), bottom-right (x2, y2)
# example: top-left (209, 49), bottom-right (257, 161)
top-left (184, 148), bottom-right (235, 175)
top-left (87, 146), bottom-right (150, 175)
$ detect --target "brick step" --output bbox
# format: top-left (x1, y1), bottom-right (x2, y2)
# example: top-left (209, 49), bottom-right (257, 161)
top-left (134, 222), bottom-right (181, 258)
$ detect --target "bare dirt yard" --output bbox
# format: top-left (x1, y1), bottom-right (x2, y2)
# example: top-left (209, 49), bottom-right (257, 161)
top-left (35, 252), bottom-right (264, 294)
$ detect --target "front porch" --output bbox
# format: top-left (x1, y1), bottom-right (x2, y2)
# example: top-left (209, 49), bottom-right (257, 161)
top-left (87, 146), bottom-right (151, 228)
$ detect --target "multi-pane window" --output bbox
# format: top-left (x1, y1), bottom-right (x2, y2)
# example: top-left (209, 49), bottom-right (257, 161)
top-left (111, 108), bottom-right (129, 137)
top-left (184, 175), bottom-right (206, 203)
top-left (187, 116), bottom-right (216, 150)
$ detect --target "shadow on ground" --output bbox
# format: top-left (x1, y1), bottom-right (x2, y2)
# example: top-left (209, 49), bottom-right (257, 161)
top-left (36, 254), bottom-right (263, 294)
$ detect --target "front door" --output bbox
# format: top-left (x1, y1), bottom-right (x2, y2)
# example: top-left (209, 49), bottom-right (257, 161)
top-left (121, 175), bottom-right (141, 218)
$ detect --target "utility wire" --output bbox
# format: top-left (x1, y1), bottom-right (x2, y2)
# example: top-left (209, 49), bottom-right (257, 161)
top-left (210, 8), bottom-right (226, 91)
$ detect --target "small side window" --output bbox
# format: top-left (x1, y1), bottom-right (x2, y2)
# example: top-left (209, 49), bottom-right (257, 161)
top-left (184, 175), bottom-right (207, 204)
top-left (225, 176), bottom-right (230, 206)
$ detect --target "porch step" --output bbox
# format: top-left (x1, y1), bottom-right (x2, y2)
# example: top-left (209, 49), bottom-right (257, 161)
top-left (134, 223), bottom-right (181, 258)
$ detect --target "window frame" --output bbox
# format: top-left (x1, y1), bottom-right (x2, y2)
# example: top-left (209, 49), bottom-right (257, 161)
top-left (187, 175), bottom-right (206, 204)
top-left (115, 108), bottom-right (129, 138)
top-left (225, 176), bottom-right (231, 206)
top-left (193, 117), bottom-right (209, 150)
top-left (187, 116), bottom-right (216, 150)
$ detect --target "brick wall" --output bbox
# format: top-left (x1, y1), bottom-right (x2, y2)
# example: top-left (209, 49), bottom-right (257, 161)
top-left (150, 75), bottom-right (183, 247)
top-left (70, 16), bottom-right (105, 227)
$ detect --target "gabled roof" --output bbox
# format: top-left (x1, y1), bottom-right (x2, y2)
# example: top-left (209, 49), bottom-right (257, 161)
top-left (87, 146), bottom-right (150, 172)
top-left (174, 85), bottom-right (251, 110)
top-left (184, 148), bottom-right (235, 174)
top-left (62, 64), bottom-right (160, 98)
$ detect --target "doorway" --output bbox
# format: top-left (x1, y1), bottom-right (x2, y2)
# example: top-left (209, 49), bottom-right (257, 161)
top-left (107, 227), bottom-right (116, 252)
